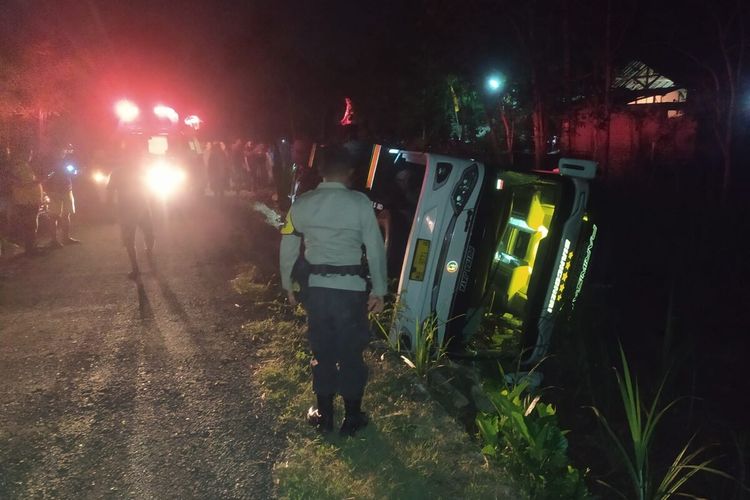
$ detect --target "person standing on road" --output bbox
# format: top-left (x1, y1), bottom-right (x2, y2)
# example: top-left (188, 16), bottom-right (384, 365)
top-left (44, 145), bottom-right (81, 247)
top-left (208, 141), bottom-right (229, 200)
top-left (106, 139), bottom-right (155, 280)
top-left (279, 146), bottom-right (387, 437)
top-left (230, 138), bottom-right (246, 193)
top-left (9, 148), bottom-right (43, 256)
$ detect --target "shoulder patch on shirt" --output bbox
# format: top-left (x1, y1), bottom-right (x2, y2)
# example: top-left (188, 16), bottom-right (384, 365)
top-left (280, 212), bottom-right (297, 235)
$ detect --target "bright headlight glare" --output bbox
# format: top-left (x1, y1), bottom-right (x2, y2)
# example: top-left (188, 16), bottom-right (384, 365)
top-left (146, 161), bottom-right (186, 198)
top-left (92, 170), bottom-right (109, 184)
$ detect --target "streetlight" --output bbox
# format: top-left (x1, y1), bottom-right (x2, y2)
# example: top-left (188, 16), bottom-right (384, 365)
top-left (486, 74), bottom-right (505, 93)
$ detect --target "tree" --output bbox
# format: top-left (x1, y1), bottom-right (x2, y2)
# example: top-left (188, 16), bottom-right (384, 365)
top-left (688, 0), bottom-right (747, 200)
top-left (3, 40), bottom-right (77, 148)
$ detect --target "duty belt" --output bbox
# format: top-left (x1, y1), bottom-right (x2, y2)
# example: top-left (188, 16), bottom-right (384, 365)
top-left (308, 263), bottom-right (365, 277)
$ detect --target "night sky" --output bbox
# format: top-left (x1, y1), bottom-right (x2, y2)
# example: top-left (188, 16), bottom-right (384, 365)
top-left (0, 0), bottom-right (743, 141)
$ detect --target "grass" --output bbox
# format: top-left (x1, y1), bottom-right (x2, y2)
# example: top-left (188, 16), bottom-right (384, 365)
top-left (231, 206), bottom-right (519, 498)
top-left (370, 306), bottom-right (446, 379)
top-left (245, 310), bottom-right (518, 499)
top-left (590, 344), bottom-right (736, 500)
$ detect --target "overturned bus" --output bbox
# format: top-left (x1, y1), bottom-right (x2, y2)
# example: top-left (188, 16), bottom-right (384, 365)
top-left (366, 148), bottom-right (597, 364)
top-left (290, 143), bottom-right (598, 364)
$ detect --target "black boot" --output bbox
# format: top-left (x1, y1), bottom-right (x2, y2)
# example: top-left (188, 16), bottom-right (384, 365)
top-left (307, 394), bottom-right (334, 434)
top-left (340, 399), bottom-right (368, 437)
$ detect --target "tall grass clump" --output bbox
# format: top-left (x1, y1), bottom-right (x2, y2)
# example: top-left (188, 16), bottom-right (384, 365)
top-left (590, 344), bottom-right (734, 500)
top-left (371, 305), bottom-right (446, 378)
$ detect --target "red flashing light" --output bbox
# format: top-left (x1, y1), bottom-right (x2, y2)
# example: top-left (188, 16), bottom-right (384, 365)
top-left (154, 104), bottom-right (179, 123)
top-left (184, 115), bottom-right (201, 129)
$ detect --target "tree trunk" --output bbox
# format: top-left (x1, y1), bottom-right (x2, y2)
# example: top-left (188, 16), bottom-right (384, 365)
top-left (602, 0), bottom-right (613, 175)
top-left (485, 107), bottom-right (502, 163)
top-left (500, 108), bottom-right (515, 165)
top-left (37, 109), bottom-right (45, 150)
top-left (449, 84), bottom-right (462, 141)
top-left (531, 66), bottom-right (546, 170)
top-left (562, 0), bottom-right (573, 153)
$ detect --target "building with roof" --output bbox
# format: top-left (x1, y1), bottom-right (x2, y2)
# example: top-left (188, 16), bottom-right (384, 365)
top-left (562, 60), bottom-right (696, 177)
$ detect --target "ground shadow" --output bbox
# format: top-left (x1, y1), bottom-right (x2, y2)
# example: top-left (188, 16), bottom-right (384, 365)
top-left (136, 281), bottom-right (154, 320)
top-left (325, 420), bottom-right (443, 498)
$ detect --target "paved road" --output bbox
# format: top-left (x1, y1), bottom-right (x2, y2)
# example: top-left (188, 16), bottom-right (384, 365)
top-left (0, 201), bottom-right (282, 499)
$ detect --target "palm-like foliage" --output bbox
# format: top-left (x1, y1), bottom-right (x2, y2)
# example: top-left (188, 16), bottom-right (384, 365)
top-left (591, 344), bottom-right (732, 500)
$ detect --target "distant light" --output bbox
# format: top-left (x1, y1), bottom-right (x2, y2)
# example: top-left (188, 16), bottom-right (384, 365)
top-left (115, 100), bottom-right (139, 122)
top-left (92, 170), bottom-right (109, 185)
top-left (66, 164), bottom-right (75, 173)
top-left (486, 74), bottom-right (505, 93)
top-left (388, 148), bottom-right (400, 154)
top-left (496, 178), bottom-right (504, 190)
top-left (154, 104), bottom-right (179, 123)
top-left (184, 115), bottom-right (201, 129)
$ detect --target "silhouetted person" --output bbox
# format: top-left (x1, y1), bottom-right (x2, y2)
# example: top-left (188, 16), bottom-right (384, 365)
top-left (44, 144), bottom-right (81, 247)
top-left (208, 141), bottom-right (229, 200)
top-left (230, 138), bottom-right (246, 192)
top-left (107, 139), bottom-right (154, 280)
top-left (8, 148), bottom-right (43, 256)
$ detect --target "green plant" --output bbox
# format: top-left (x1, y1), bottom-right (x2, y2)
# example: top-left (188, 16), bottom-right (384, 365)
top-left (370, 306), bottom-right (447, 378)
top-left (403, 315), bottom-right (446, 378)
top-left (369, 304), bottom-right (401, 352)
top-left (477, 365), bottom-right (590, 499)
top-left (590, 344), bottom-right (733, 500)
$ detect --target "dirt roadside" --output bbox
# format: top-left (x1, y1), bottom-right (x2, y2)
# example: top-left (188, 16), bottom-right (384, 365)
top-left (0, 200), bottom-right (283, 499)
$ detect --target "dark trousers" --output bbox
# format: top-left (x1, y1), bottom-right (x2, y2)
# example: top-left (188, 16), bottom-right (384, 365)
top-left (13, 204), bottom-right (38, 251)
top-left (305, 287), bottom-right (369, 400)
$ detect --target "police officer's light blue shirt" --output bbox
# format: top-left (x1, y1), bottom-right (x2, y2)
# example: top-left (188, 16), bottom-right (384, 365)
top-left (279, 182), bottom-right (388, 297)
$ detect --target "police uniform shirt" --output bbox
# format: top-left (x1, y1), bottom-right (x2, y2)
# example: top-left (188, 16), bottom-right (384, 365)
top-left (280, 181), bottom-right (387, 297)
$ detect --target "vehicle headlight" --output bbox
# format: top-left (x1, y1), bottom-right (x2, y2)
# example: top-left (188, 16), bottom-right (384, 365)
top-left (145, 160), bottom-right (187, 198)
top-left (92, 170), bottom-right (109, 185)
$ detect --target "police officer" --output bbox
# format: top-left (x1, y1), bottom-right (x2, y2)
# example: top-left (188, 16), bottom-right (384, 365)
top-left (279, 146), bottom-right (387, 436)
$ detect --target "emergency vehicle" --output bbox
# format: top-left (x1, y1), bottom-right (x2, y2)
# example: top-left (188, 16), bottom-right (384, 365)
top-left (89, 100), bottom-right (203, 200)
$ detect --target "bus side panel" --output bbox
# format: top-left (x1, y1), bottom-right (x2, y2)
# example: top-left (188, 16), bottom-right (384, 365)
top-left (396, 156), bottom-right (485, 348)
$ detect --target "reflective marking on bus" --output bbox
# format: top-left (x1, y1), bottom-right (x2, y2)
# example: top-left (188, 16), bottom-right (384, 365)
top-left (547, 239), bottom-right (571, 313)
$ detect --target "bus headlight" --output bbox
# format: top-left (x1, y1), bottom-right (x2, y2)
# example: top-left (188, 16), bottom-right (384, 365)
top-left (146, 160), bottom-right (186, 198)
